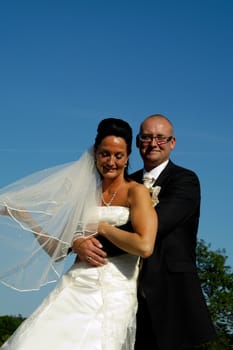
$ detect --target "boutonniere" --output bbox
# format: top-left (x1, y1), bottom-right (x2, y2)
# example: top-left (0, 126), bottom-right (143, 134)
top-left (149, 185), bottom-right (161, 207)
top-left (143, 176), bottom-right (161, 207)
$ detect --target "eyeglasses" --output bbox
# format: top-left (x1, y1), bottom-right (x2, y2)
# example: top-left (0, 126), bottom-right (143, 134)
top-left (138, 134), bottom-right (173, 145)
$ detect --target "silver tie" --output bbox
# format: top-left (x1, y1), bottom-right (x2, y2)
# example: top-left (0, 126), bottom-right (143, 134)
top-left (142, 176), bottom-right (156, 189)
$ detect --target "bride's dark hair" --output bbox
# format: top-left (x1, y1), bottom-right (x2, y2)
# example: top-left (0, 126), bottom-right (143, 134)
top-left (94, 118), bottom-right (133, 179)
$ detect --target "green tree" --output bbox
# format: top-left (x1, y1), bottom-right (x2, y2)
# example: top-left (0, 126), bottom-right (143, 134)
top-left (196, 239), bottom-right (233, 349)
top-left (0, 314), bottom-right (25, 346)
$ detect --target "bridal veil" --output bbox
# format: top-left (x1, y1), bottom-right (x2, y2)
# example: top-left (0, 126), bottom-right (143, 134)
top-left (0, 148), bottom-right (101, 291)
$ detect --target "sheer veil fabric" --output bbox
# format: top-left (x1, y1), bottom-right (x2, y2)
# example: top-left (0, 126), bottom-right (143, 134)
top-left (0, 148), bottom-right (101, 291)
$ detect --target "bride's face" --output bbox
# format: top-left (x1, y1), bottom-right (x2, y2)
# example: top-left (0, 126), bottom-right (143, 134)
top-left (95, 135), bottom-right (129, 180)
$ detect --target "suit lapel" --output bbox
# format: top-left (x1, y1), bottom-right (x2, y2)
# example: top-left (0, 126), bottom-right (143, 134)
top-left (154, 160), bottom-right (174, 187)
top-left (131, 161), bottom-right (175, 187)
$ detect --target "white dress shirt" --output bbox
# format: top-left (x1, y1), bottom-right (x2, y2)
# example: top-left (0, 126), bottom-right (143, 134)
top-left (143, 159), bottom-right (169, 183)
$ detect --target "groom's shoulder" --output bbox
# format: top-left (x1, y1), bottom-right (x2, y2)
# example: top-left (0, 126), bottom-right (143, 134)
top-left (168, 162), bottom-right (200, 185)
top-left (170, 161), bottom-right (198, 177)
top-left (130, 168), bottom-right (143, 181)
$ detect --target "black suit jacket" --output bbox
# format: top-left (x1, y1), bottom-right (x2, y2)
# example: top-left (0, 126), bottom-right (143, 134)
top-left (131, 160), bottom-right (216, 349)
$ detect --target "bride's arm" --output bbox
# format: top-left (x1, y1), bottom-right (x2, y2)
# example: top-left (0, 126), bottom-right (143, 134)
top-left (0, 204), bottom-right (65, 259)
top-left (0, 205), bottom-right (8, 216)
top-left (71, 184), bottom-right (158, 263)
top-left (98, 184), bottom-right (158, 258)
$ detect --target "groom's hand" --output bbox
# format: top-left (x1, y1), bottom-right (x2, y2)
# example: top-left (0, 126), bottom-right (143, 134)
top-left (72, 236), bottom-right (108, 266)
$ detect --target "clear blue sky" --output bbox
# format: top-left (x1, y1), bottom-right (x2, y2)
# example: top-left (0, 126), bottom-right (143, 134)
top-left (0, 0), bottom-right (232, 317)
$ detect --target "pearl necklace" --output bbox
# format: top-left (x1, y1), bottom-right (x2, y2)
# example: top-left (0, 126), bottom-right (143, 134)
top-left (101, 189), bottom-right (119, 206)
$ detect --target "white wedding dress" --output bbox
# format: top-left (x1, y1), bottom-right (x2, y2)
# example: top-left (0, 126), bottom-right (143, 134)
top-left (1, 206), bottom-right (140, 350)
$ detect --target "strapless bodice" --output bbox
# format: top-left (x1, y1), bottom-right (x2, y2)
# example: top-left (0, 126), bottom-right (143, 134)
top-left (97, 206), bottom-right (130, 226)
top-left (94, 206), bottom-right (132, 257)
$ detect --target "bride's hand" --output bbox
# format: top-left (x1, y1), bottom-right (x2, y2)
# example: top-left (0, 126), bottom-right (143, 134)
top-left (0, 205), bottom-right (8, 216)
top-left (72, 236), bottom-right (108, 267)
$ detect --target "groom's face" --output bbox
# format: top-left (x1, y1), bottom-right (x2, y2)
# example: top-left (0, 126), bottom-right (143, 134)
top-left (137, 117), bottom-right (176, 171)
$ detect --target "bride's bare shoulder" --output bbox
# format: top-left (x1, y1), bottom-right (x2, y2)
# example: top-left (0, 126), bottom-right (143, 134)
top-left (127, 180), bottom-right (148, 195)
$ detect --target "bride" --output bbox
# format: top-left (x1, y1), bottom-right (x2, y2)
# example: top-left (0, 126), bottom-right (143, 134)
top-left (0, 117), bottom-right (157, 350)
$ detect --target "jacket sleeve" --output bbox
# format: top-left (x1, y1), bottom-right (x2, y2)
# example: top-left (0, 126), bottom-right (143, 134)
top-left (155, 167), bottom-right (200, 241)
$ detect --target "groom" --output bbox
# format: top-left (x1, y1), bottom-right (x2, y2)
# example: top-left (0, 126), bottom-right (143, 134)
top-left (72, 114), bottom-right (216, 349)
top-left (130, 114), bottom-right (216, 349)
